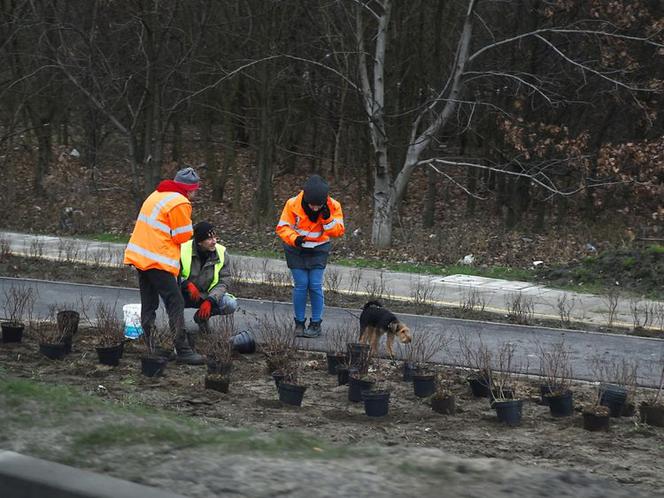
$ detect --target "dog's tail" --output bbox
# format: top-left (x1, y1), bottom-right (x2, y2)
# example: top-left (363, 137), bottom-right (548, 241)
top-left (363, 300), bottom-right (383, 310)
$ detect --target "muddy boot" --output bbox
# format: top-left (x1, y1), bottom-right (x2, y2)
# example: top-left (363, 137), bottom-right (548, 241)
top-left (303, 320), bottom-right (322, 338)
top-left (294, 319), bottom-right (306, 337)
top-left (174, 334), bottom-right (204, 365)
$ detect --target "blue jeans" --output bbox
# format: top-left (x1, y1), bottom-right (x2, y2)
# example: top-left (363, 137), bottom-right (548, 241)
top-left (290, 268), bottom-right (325, 322)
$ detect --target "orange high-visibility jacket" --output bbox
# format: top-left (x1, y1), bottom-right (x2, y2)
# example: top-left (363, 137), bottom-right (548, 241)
top-left (276, 191), bottom-right (345, 248)
top-left (123, 190), bottom-right (193, 276)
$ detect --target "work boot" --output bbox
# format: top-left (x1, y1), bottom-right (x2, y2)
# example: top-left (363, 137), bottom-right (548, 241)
top-left (186, 332), bottom-right (198, 352)
top-left (302, 320), bottom-right (322, 338)
top-left (174, 334), bottom-right (205, 365)
top-left (294, 319), bottom-right (306, 337)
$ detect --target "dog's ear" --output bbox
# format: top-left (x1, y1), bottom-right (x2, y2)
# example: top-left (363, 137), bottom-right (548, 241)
top-left (398, 325), bottom-right (412, 343)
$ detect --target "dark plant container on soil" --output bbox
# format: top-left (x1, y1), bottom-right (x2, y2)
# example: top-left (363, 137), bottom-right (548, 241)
top-left (278, 383), bottom-right (307, 407)
top-left (494, 399), bottom-right (523, 426)
top-left (600, 384), bottom-right (628, 417)
top-left (230, 330), bottom-right (256, 354)
top-left (205, 374), bottom-right (230, 393)
top-left (39, 342), bottom-right (67, 360)
top-left (412, 373), bottom-right (436, 398)
top-left (348, 376), bottom-right (374, 402)
top-left (539, 384), bottom-right (554, 405)
top-left (362, 390), bottom-right (390, 417)
top-left (272, 370), bottom-right (285, 388)
top-left (545, 390), bottom-right (574, 417)
top-left (326, 353), bottom-right (347, 375)
top-left (640, 402), bottom-right (664, 427)
top-left (141, 355), bottom-right (168, 377)
top-left (402, 361), bottom-right (419, 382)
top-left (96, 344), bottom-right (123, 366)
top-left (336, 366), bottom-right (357, 386)
top-left (1, 322), bottom-right (24, 343)
top-left (347, 342), bottom-right (371, 375)
top-left (583, 407), bottom-right (610, 431)
top-left (467, 375), bottom-right (491, 398)
top-left (207, 360), bottom-right (233, 376)
top-left (431, 394), bottom-right (456, 415)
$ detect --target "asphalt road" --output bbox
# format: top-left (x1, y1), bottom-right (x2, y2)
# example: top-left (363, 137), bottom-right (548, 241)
top-left (2, 276), bottom-right (662, 386)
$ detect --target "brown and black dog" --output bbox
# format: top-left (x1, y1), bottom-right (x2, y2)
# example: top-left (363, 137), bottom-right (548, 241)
top-left (359, 300), bottom-right (412, 357)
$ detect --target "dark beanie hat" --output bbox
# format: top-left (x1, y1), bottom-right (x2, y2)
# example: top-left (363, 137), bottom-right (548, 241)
top-left (194, 221), bottom-right (216, 243)
top-left (302, 175), bottom-right (329, 205)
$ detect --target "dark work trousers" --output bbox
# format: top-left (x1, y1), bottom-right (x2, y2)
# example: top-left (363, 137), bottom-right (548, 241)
top-left (137, 268), bottom-right (185, 341)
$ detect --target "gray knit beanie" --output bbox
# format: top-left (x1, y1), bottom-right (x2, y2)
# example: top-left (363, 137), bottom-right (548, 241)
top-left (174, 167), bottom-right (200, 190)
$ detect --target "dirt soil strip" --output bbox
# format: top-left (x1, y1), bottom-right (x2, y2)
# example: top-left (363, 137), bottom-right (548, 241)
top-left (0, 328), bottom-right (663, 497)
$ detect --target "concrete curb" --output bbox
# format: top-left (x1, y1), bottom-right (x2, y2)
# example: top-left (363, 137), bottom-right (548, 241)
top-left (0, 451), bottom-right (188, 498)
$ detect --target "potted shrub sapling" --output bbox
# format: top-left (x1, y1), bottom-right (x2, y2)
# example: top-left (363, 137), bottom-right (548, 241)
top-left (33, 316), bottom-right (68, 360)
top-left (93, 302), bottom-right (125, 366)
top-left (431, 375), bottom-right (456, 415)
top-left (458, 333), bottom-right (493, 398)
top-left (200, 315), bottom-right (235, 393)
top-left (582, 385), bottom-right (611, 431)
top-left (538, 340), bottom-right (574, 417)
top-left (592, 355), bottom-right (638, 418)
top-left (325, 324), bottom-right (352, 375)
top-left (348, 370), bottom-right (375, 403)
top-left (362, 377), bottom-right (391, 417)
top-left (1, 285), bottom-right (35, 343)
top-left (257, 313), bottom-right (298, 388)
top-left (640, 355), bottom-right (664, 427)
top-left (278, 361), bottom-right (307, 407)
top-left (490, 342), bottom-right (523, 426)
top-left (54, 302), bottom-right (80, 353)
top-left (410, 330), bottom-right (448, 398)
top-left (140, 323), bottom-right (170, 377)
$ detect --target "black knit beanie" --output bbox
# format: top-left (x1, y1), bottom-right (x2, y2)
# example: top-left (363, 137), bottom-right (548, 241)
top-left (194, 221), bottom-right (216, 243)
top-left (302, 175), bottom-right (329, 206)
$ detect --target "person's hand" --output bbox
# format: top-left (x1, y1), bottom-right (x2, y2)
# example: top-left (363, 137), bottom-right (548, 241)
top-left (320, 203), bottom-right (331, 220)
top-left (196, 299), bottom-right (213, 320)
top-left (294, 235), bottom-right (306, 247)
top-left (184, 281), bottom-right (201, 303)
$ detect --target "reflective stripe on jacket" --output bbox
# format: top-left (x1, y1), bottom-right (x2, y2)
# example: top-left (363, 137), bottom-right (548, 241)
top-left (123, 190), bottom-right (193, 276)
top-left (180, 240), bottom-right (227, 293)
top-left (275, 191), bottom-right (345, 248)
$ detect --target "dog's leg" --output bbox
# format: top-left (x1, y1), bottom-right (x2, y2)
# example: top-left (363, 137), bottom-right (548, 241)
top-left (359, 326), bottom-right (367, 344)
top-left (386, 333), bottom-right (395, 360)
top-left (370, 330), bottom-right (379, 358)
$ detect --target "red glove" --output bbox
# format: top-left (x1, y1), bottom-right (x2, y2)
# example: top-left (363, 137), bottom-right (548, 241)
top-left (196, 299), bottom-right (213, 320)
top-left (184, 281), bottom-right (201, 303)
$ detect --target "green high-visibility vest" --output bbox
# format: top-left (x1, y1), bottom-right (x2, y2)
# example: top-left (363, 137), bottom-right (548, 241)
top-left (180, 240), bottom-right (226, 292)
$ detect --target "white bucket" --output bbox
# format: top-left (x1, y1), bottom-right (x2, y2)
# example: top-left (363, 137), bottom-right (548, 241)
top-left (123, 303), bottom-right (143, 339)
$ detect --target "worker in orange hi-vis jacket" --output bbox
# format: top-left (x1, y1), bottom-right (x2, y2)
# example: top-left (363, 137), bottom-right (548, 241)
top-left (276, 175), bottom-right (345, 338)
top-left (124, 166), bottom-right (204, 365)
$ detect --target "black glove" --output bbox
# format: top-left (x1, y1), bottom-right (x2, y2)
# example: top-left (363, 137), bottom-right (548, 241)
top-left (320, 203), bottom-right (331, 220)
top-left (294, 235), bottom-right (306, 247)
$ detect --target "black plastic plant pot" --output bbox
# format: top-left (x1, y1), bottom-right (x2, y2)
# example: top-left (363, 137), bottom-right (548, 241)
top-left (640, 402), bottom-right (664, 427)
top-left (272, 370), bottom-right (285, 388)
top-left (583, 410), bottom-right (610, 431)
top-left (39, 342), bottom-right (67, 360)
top-left (96, 344), bottom-right (123, 366)
top-left (230, 330), bottom-right (256, 354)
top-left (207, 360), bottom-right (233, 376)
top-left (326, 353), bottom-right (347, 375)
top-left (539, 384), bottom-right (554, 405)
top-left (403, 362), bottom-right (419, 382)
top-left (600, 384), bottom-right (628, 417)
top-left (62, 335), bottom-right (73, 354)
top-left (278, 382), bottom-right (307, 407)
top-left (205, 375), bottom-right (230, 393)
top-left (336, 366), bottom-right (358, 386)
top-left (140, 355), bottom-right (168, 377)
top-left (348, 376), bottom-right (374, 402)
top-left (431, 395), bottom-right (456, 415)
top-left (57, 310), bottom-right (80, 336)
top-left (494, 399), bottom-right (523, 426)
top-left (1, 322), bottom-right (24, 343)
top-left (467, 376), bottom-right (491, 398)
top-left (347, 343), bottom-right (371, 375)
top-left (412, 374), bottom-right (436, 398)
top-left (362, 390), bottom-right (390, 417)
top-left (546, 391), bottom-right (574, 417)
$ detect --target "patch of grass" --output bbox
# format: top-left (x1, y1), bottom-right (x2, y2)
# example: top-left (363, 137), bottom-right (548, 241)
top-left (0, 378), bottom-right (98, 413)
top-left (645, 244), bottom-right (664, 255)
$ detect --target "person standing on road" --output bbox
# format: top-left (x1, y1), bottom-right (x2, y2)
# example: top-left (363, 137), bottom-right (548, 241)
top-left (276, 174), bottom-right (345, 337)
top-left (180, 221), bottom-right (237, 340)
top-left (123, 166), bottom-right (204, 365)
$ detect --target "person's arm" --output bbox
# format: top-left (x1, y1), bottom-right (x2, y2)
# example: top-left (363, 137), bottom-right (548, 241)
top-left (169, 202), bottom-right (193, 245)
top-left (321, 198), bottom-right (345, 239)
top-left (208, 252), bottom-right (232, 302)
top-left (275, 199), bottom-right (301, 247)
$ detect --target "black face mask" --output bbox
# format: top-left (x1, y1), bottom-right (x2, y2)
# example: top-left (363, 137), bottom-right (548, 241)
top-left (301, 198), bottom-right (320, 222)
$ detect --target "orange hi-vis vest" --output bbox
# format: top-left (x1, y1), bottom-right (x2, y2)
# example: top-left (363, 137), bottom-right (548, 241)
top-left (123, 190), bottom-right (193, 276)
top-left (276, 191), bottom-right (345, 248)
